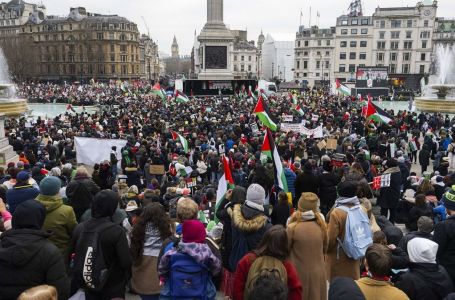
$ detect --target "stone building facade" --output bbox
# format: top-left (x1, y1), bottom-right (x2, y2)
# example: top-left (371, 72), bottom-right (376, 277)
top-left (0, 0), bottom-right (45, 38)
top-left (139, 34), bottom-right (160, 81)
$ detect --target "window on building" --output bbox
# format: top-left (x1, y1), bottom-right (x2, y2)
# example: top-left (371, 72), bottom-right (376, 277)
top-left (304, 41), bottom-right (309, 46)
top-left (391, 20), bottom-right (402, 28)
top-left (234, 55), bottom-right (237, 61)
top-left (122, 65), bottom-right (127, 74)
top-left (421, 53), bottom-right (426, 61)
top-left (390, 52), bottom-right (398, 61)
top-left (390, 41), bottom-right (399, 49)
top-left (390, 64), bottom-right (397, 73)
top-left (406, 31), bottom-right (412, 38)
top-left (424, 20), bottom-right (429, 27)
top-left (326, 40), bottom-right (330, 46)
top-left (339, 64), bottom-right (346, 72)
top-left (241, 56), bottom-right (244, 61)
top-left (351, 29), bottom-right (358, 34)
top-left (316, 51), bottom-right (321, 56)
top-left (316, 73), bottom-right (320, 77)
top-left (111, 65), bottom-right (116, 74)
top-left (377, 52), bottom-right (384, 61)
top-left (248, 65), bottom-right (252, 71)
top-left (403, 52), bottom-right (411, 61)
top-left (325, 61), bottom-right (329, 68)
top-left (341, 20), bottom-right (348, 25)
top-left (318, 40), bottom-right (322, 46)
top-left (241, 65), bottom-right (244, 72)
top-left (351, 19), bottom-right (358, 25)
top-left (349, 64), bottom-right (356, 73)
top-left (304, 51), bottom-right (308, 56)
top-left (97, 33), bottom-right (103, 40)
top-left (360, 41), bottom-right (367, 47)
top-left (110, 44), bottom-right (115, 52)
top-left (297, 61), bottom-right (300, 69)
top-left (361, 28), bottom-right (368, 34)
top-left (326, 51), bottom-right (330, 56)
top-left (248, 56), bottom-right (252, 61)
top-left (420, 65), bottom-right (425, 74)
top-left (361, 18), bottom-right (369, 25)
top-left (234, 65), bottom-right (238, 71)
top-left (341, 29), bottom-right (348, 35)
top-left (404, 41), bottom-right (413, 49)
top-left (359, 52), bottom-right (366, 59)
top-left (420, 31), bottom-right (430, 38)
top-left (303, 61), bottom-right (308, 69)
top-left (407, 19), bottom-right (413, 28)
top-left (316, 61), bottom-right (320, 68)
top-left (402, 64), bottom-right (410, 74)
top-left (69, 23), bottom-right (73, 30)
top-left (303, 72), bottom-right (307, 77)
top-left (380, 20), bottom-right (385, 28)
top-left (349, 52), bottom-right (356, 59)
top-left (422, 40), bottom-right (427, 48)
top-left (391, 31), bottom-right (400, 39)
top-left (340, 52), bottom-right (346, 59)
top-left (350, 41), bottom-right (357, 47)
top-left (340, 41), bottom-right (347, 47)
top-left (376, 41), bottom-right (386, 49)
top-left (297, 41), bottom-right (301, 47)
top-left (110, 54), bottom-right (115, 62)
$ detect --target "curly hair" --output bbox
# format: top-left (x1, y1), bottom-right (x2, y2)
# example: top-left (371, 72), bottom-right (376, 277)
top-left (130, 203), bottom-right (172, 263)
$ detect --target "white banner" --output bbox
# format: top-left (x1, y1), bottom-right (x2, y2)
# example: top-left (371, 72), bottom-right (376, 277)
top-left (280, 124), bottom-right (324, 138)
top-left (74, 137), bottom-right (127, 166)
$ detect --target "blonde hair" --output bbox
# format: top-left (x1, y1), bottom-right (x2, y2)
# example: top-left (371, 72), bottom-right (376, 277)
top-left (289, 193), bottom-right (327, 234)
top-left (177, 197), bottom-right (198, 222)
top-left (18, 285), bottom-right (57, 300)
top-left (75, 166), bottom-right (90, 178)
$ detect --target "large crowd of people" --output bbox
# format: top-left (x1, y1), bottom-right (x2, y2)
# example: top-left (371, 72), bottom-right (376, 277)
top-left (1, 81), bottom-right (455, 300)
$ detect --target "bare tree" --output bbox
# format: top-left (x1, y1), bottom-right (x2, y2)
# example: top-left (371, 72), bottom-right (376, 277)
top-left (0, 36), bottom-right (39, 81)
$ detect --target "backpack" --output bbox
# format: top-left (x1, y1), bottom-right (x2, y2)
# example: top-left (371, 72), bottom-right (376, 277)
top-left (169, 252), bottom-right (209, 299)
top-left (244, 256), bottom-right (287, 300)
top-left (169, 163), bottom-right (177, 177)
top-left (336, 205), bottom-right (373, 260)
top-left (73, 221), bottom-right (116, 292)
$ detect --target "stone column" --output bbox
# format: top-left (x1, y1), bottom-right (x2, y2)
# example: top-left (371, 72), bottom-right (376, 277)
top-left (207, 0), bottom-right (223, 24)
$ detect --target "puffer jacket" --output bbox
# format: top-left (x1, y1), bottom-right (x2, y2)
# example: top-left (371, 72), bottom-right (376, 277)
top-left (66, 176), bottom-right (100, 222)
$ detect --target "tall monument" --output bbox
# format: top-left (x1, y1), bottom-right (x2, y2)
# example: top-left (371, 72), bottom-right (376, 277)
top-left (197, 0), bottom-right (234, 80)
top-left (171, 35), bottom-right (179, 58)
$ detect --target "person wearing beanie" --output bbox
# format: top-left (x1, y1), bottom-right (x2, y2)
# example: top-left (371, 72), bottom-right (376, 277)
top-left (326, 180), bottom-right (370, 281)
top-left (399, 216), bottom-right (434, 255)
top-left (70, 190), bottom-right (132, 300)
top-left (434, 187), bottom-right (455, 285)
top-left (0, 200), bottom-right (69, 299)
top-left (395, 238), bottom-right (453, 300)
top-left (287, 192), bottom-right (328, 300)
top-left (226, 184), bottom-right (272, 272)
top-left (377, 157), bottom-right (402, 224)
top-left (6, 170), bottom-right (39, 213)
top-left (36, 176), bottom-right (77, 261)
top-left (66, 166), bottom-right (100, 222)
top-left (158, 219), bottom-right (221, 300)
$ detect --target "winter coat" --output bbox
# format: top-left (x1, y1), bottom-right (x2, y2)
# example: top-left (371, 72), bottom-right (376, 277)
top-left (329, 277), bottom-right (366, 300)
top-left (395, 263), bottom-right (453, 300)
top-left (407, 204), bottom-right (433, 232)
top-left (434, 215), bottom-right (455, 284)
top-left (271, 202), bottom-right (291, 227)
top-left (419, 147), bottom-right (431, 167)
top-left (287, 218), bottom-right (328, 300)
top-left (399, 231), bottom-right (433, 254)
top-left (227, 204), bottom-right (272, 271)
top-left (295, 172), bottom-right (319, 206)
top-left (233, 252), bottom-right (302, 300)
top-left (70, 218), bottom-right (132, 300)
top-left (124, 166), bottom-right (142, 189)
top-left (318, 172), bottom-right (340, 215)
top-left (36, 194), bottom-right (77, 259)
top-left (377, 167), bottom-right (402, 209)
top-left (284, 168), bottom-right (297, 199)
top-left (356, 277), bottom-right (409, 300)
top-left (216, 199), bottom-right (236, 271)
top-left (0, 229), bottom-right (69, 300)
top-left (66, 176), bottom-right (100, 222)
top-left (6, 184), bottom-right (40, 213)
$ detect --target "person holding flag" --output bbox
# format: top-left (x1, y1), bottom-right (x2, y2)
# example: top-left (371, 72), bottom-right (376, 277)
top-left (253, 96), bottom-right (277, 131)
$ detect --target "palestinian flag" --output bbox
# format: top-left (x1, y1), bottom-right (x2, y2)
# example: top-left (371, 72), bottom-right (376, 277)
top-left (262, 128), bottom-right (288, 192)
top-left (293, 104), bottom-right (304, 116)
top-left (170, 130), bottom-right (189, 153)
top-left (215, 155), bottom-right (235, 222)
top-left (254, 96), bottom-right (277, 131)
top-left (175, 90), bottom-right (190, 103)
top-left (366, 96), bottom-right (392, 124)
top-left (151, 82), bottom-right (166, 101)
top-left (248, 87), bottom-right (257, 101)
top-left (336, 79), bottom-right (351, 96)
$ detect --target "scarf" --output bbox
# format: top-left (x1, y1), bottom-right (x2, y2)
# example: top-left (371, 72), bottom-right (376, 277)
top-left (300, 210), bottom-right (325, 221)
top-left (383, 166), bottom-right (400, 175)
top-left (335, 196), bottom-right (360, 207)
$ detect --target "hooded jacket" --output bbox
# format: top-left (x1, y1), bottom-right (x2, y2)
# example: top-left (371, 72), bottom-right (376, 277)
top-left (0, 200), bottom-right (69, 300)
top-left (36, 193), bottom-right (77, 257)
top-left (6, 183), bottom-right (40, 213)
top-left (66, 176), bottom-right (100, 222)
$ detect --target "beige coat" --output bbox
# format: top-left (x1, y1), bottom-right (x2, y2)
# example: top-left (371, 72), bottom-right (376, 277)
top-left (131, 256), bottom-right (161, 295)
top-left (356, 277), bottom-right (410, 300)
top-left (326, 206), bottom-right (361, 281)
top-left (287, 220), bottom-right (328, 300)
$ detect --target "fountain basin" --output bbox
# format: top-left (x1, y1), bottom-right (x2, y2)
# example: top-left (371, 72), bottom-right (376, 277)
top-left (415, 97), bottom-right (455, 113)
top-left (0, 98), bottom-right (28, 116)
top-left (431, 84), bottom-right (455, 99)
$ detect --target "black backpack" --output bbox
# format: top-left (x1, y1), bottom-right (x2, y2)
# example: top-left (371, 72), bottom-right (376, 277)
top-left (73, 221), bottom-right (116, 292)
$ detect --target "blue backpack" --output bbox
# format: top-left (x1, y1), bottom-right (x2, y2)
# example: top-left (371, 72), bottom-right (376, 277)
top-left (169, 252), bottom-right (209, 300)
top-left (336, 205), bottom-right (373, 260)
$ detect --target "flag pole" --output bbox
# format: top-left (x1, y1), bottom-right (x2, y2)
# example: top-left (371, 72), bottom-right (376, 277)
top-left (309, 6), bottom-right (312, 28)
top-left (300, 10), bottom-right (302, 27)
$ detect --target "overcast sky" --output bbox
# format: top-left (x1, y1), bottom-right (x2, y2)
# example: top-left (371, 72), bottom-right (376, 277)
top-left (41, 0), bottom-right (454, 55)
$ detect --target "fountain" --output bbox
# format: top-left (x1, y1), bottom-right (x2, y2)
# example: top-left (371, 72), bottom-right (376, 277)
top-left (416, 45), bottom-right (455, 112)
top-left (0, 47), bottom-right (28, 165)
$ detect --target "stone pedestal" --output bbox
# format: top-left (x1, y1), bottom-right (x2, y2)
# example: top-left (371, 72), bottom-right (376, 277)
top-left (0, 114), bottom-right (18, 166)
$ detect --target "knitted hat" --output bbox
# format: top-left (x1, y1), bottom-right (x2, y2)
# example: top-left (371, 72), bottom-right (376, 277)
top-left (125, 200), bottom-right (139, 212)
top-left (39, 176), bottom-right (62, 196)
top-left (16, 171), bottom-right (30, 182)
top-left (298, 192), bottom-right (319, 212)
top-left (182, 220), bottom-right (206, 243)
top-left (442, 185), bottom-right (455, 211)
top-left (408, 237), bottom-right (438, 264)
top-left (245, 184), bottom-right (265, 212)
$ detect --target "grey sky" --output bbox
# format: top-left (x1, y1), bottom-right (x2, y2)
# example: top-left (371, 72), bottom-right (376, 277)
top-left (41, 0), bottom-right (454, 55)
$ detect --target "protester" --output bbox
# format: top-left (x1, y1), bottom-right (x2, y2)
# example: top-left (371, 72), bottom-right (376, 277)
top-left (6, 171), bottom-right (39, 213)
top-left (66, 166), bottom-right (100, 222)
top-left (377, 159), bottom-right (402, 224)
top-left (17, 285), bottom-right (58, 300)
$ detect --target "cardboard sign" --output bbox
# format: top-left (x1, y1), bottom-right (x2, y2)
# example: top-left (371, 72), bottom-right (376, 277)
top-left (326, 139), bottom-right (338, 150)
top-left (149, 165), bottom-right (165, 175)
top-left (283, 115), bottom-right (293, 122)
top-left (317, 140), bottom-right (327, 151)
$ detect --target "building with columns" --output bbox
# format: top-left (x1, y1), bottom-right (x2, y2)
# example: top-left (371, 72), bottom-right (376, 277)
top-left (433, 18), bottom-right (455, 49)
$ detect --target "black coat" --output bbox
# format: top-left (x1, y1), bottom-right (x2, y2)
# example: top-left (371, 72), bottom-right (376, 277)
top-left (377, 169), bottom-right (402, 209)
top-left (295, 172), bottom-right (319, 206)
top-left (0, 229), bottom-right (69, 300)
top-left (70, 218), bottom-right (132, 300)
top-left (66, 176), bottom-right (100, 222)
top-left (399, 231), bottom-right (433, 254)
top-left (407, 204), bottom-right (433, 232)
top-left (396, 263), bottom-right (454, 300)
top-left (317, 172), bottom-right (339, 214)
top-left (419, 148), bottom-right (431, 167)
top-left (270, 202), bottom-right (290, 227)
top-left (435, 215), bottom-right (455, 284)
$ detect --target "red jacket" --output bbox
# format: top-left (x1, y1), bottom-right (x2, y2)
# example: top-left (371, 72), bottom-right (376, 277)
top-left (233, 253), bottom-right (302, 300)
